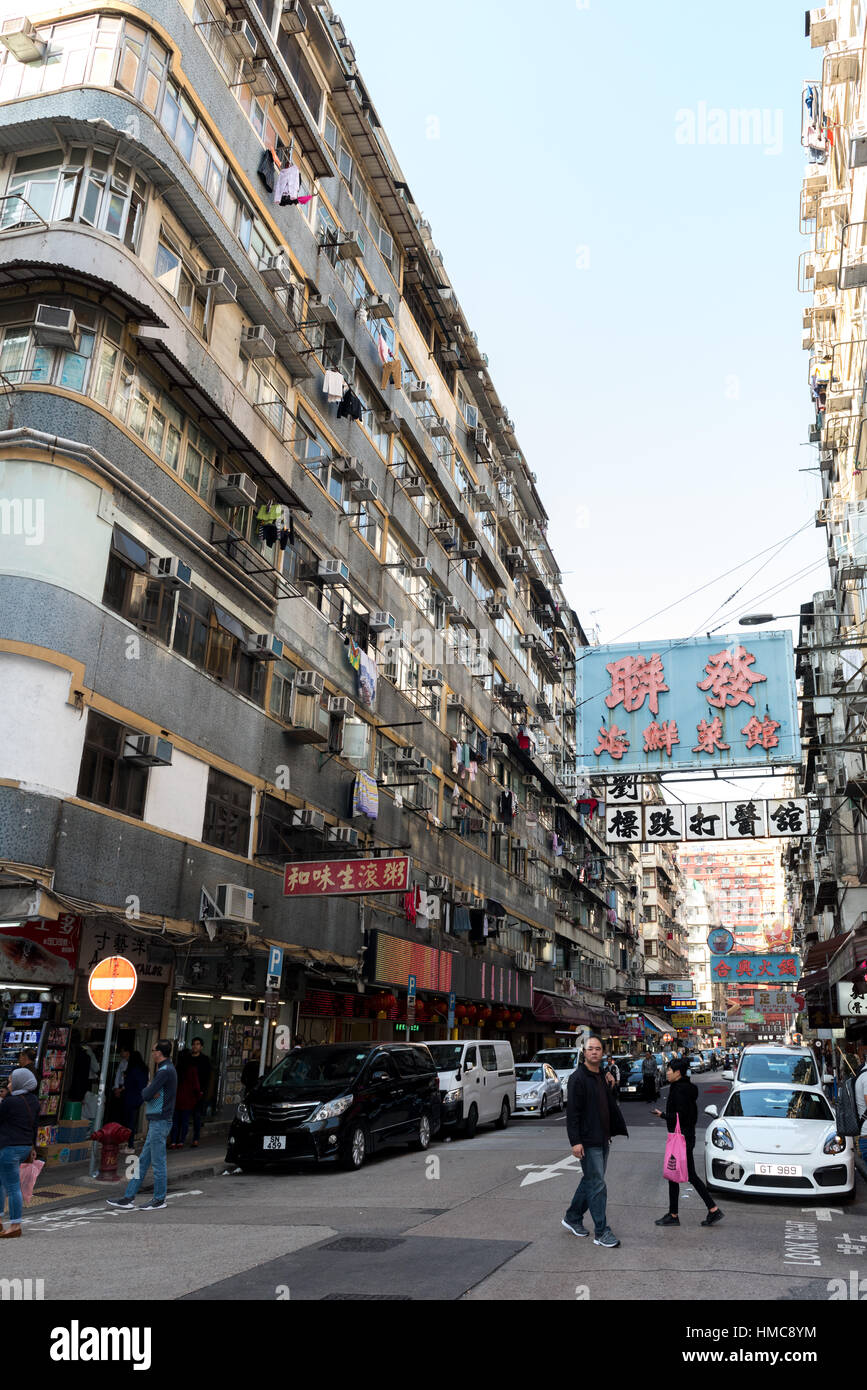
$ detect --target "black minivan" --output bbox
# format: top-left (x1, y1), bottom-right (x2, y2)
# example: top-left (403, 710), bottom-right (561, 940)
top-left (226, 1042), bottom-right (441, 1171)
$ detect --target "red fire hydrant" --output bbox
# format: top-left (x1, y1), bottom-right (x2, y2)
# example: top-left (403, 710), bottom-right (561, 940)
top-left (91, 1122), bottom-right (132, 1182)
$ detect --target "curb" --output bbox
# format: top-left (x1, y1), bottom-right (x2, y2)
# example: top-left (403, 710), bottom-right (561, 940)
top-left (28, 1156), bottom-right (227, 1214)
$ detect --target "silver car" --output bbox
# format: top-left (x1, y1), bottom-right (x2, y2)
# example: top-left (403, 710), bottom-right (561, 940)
top-left (514, 1062), bottom-right (564, 1117)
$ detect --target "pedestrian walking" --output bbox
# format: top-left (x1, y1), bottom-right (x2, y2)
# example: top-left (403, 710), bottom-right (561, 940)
top-left (169, 1052), bottom-right (202, 1149)
top-left (0, 1069), bottom-right (40, 1239)
top-left (187, 1038), bottom-right (212, 1148)
top-left (106, 1041), bottom-right (177, 1212)
top-left (561, 1035), bottom-right (628, 1248)
top-left (652, 1057), bottom-right (722, 1228)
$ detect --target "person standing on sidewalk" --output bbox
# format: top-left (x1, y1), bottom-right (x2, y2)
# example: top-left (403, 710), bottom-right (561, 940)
top-left (0, 1069), bottom-right (40, 1239)
top-left (106, 1041), bottom-right (177, 1213)
top-left (188, 1037), bottom-right (212, 1148)
top-left (561, 1035), bottom-right (628, 1249)
top-left (652, 1057), bottom-right (722, 1228)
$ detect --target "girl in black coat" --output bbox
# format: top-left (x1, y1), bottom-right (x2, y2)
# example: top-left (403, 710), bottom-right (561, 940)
top-left (651, 1058), bottom-right (723, 1228)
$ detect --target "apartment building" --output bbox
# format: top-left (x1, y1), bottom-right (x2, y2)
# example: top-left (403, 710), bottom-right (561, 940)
top-left (0, 0), bottom-right (645, 1097)
top-left (790, 4), bottom-right (867, 1037)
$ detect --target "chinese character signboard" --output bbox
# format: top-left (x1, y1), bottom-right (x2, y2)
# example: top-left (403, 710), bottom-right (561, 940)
top-left (606, 799), bottom-right (809, 844)
top-left (577, 633), bottom-right (800, 774)
top-left (283, 856), bottom-right (411, 897)
top-left (0, 915), bottom-right (81, 985)
top-left (710, 953), bottom-right (801, 983)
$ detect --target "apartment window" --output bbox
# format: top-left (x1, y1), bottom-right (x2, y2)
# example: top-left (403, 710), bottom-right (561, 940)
top-left (154, 237), bottom-right (208, 336)
top-left (277, 33), bottom-right (322, 121)
top-left (257, 794), bottom-right (297, 859)
top-left (77, 711), bottom-right (147, 819)
top-left (102, 527), bottom-right (175, 642)
top-left (202, 768), bottom-right (252, 855)
top-left (1, 148), bottom-right (147, 250)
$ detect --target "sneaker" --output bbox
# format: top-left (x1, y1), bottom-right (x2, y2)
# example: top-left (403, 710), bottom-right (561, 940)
top-left (105, 1197), bottom-right (136, 1210)
top-left (561, 1218), bottom-right (590, 1238)
top-left (593, 1229), bottom-right (621, 1248)
top-left (138, 1198), bottom-right (167, 1211)
top-left (655, 1214), bottom-right (680, 1227)
top-left (701, 1208), bottom-right (724, 1227)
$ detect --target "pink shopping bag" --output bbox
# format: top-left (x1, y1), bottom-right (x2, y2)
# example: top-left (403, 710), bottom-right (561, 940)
top-left (19, 1159), bottom-right (45, 1206)
top-left (663, 1117), bottom-right (688, 1184)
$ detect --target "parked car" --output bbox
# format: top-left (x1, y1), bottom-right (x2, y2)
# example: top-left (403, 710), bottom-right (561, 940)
top-left (704, 1084), bottom-right (854, 1200)
top-left (225, 1042), bottom-right (440, 1172)
top-left (514, 1061), bottom-right (563, 1117)
top-left (652, 1052), bottom-right (670, 1088)
top-left (426, 1040), bottom-right (515, 1137)
top-left (619, 1056), bottom-right (660, 1100)
top-left (689, 1053), bottom-right (707, 1073)
top-left (532, 1047), bottom-right (581, 1100)
top-left (725, 1044), bottom-right (820, 1092)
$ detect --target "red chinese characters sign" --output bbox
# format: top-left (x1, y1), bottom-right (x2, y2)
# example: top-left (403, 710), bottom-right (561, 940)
top-left (283, 856), bottom-right (411, 898)
top-left (0, 915), bottom-right (81, 985)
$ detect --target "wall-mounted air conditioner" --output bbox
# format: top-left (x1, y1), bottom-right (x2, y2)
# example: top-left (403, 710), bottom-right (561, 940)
top-left (486, 603), bottom-right (505, 620)
top-left (410, 556), bottom-right (432, 577)
top-left (216, 472), bottom-right (257, 507)
top-left (422, 669), bottom-right (444, 688)
top-left (246, 633), bottom-right (284, 661)
top-left (226, 18), bottom-right (257, 58)
top-left (472, 489), bottom-right (495, 512)
top-left (429, 874), bottom-right (450, 892)
top-left (460, 541), bottom-right (482, 560)
top-left (246, 58), bottom-right (277, 96)
top-left (351, 476), bottom-right (380, 502)
top-left (203, 267), bottom-right (238, 304)
top-left (0, 17), bottom-right (47, 62)
top-left (295, 670), bottom-right (325, 696)
top-left (151, 556), bottom-right (192, 589)
top-left (380, 412), bottom-right (400, 435)
top-left (260, 253), bottom-right (295, 290)
top-left (403, 473), bottom-right (426, 499)
top-left (123, 734), bottom-right (173, 768)
top-left (397, 747), bottom-right (423, 769)
top-left (293, 809), bottom-right (325, 831)
top-left (240, 325), bottom-right (277, 359)
top-left (369, 611), bottom-right (396, 633)
top-left (329, 826), bottom-right (359, 847)
top-left (329, 696), bottom-right (356, 717)
top-left (216, 883), bottom-right (255, 923)
top-left (447, 695), bottom-right (465, 711)
top-left (318, 558), bottom-right (351, 583)
top-left (410, 382), bottom-right (432, 402)
top-left (280, 0), bottom-right (307, 34)
top-left (338, 231), bottom-right (365, 262)
top-left (367, 295), bottom-right (395, 322)
top-left (34, 304), bottom-right (79, 350)
top-left (334, 455), bottom-right (363, 482)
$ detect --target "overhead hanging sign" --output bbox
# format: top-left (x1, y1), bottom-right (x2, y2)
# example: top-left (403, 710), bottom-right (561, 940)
top-left (711, 952), bottom-right (801, 984)
top-left (576, 632), bottom-right (800, 775)
top-left (606, 798), bottom-right (809, 843)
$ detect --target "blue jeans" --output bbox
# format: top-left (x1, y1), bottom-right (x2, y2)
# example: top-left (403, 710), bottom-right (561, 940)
top-left (0, 1144), bottom-right (32, 1224)
top-left (859, 1135), bottom-right (867, 1164)
top-left (565, 1143), bottom-right (610, 1237)
top-left (123, 1118), bottom-right (171, 1203)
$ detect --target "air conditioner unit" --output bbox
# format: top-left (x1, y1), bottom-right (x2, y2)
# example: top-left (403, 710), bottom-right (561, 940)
top-left (369, 610), bottom-right (396, 633)
top-left (335, 455), bottom-right (363, 482)
top-left (506, 547), bottom-right (524, 563)
top-left (0, 17), bottom-right (46, 62)
top-left (397, 747), bottom-right (423, 769)
top-left (260, 253), bottom-right (295, 290)
top-left (421, 669), bottom-right (444, 688)
top-left (447, 695), bottom-right (465, 711)
top-left (329, 826), bottom-right (359, 847)
top-left (403, 473), bottom-right (426, 499)
top-left (215, 883), bottom-right (255, 923)
top-left (151, 556), bottom-right (192, 589)
top-left (486, 603), bottom-right (505, 620)
top-left (122, 734), bottom-right (173, 768)
top-left (414, 784), bottom-right (435, 810)
top-left (809, 6), bottom-right (838, 46)
top-left (318, 558), bottom-right (351, 583)
top-left (408, 557), bottom-right (432, 579)
top-left (351, 476), bottom-right (380, 502)
top-left (410, 382), bottom-right (432, 402)
top-left (226, 18), bottom-right (257, 58)
top-left (202, 267), bottom-right (237, 304)
top-left (525, 777), bottom-right (541, 792)
top-left (338, 231), bottom-right (365, 262)
top-left (240, 325), bottom-right (277, 359)
top-left (430, 419), bottom-right (452, 439)
top-left (33, 305), bottom-right (79, 350)
top-left (519, 634), bottom-right (537, 650)
top-left (293, 809), bottom-right (326, 831)
top-left (216, 472), bottom-right (258, 507)
top-left (503, 683), bottom-right (521, 698)
top-left (455, 890), bottom-right (475, 905)
top-left (247, 58), bottom-right (278, 95)
top-left (295, 670), bottom-right (325, 696)
top-left (449, 605), bottom-right (473, 628)
top-left (280, 0), bottom-right (307, 34)
top-left (367, 295), bottom-right (396, 322)
top-left (460, 541), bottom-right (482, 560)
top-left (380, 412), bottom-right (400, 435)
top-left (491, 822), bottom-right (506, 834)
top-left (472, 489), bottom-right (495, 512)
top-left (474, 426), bottom-right (491, 457)
top-left (329, 696), bottom-right (356, 718)
top-left (429, 874), bottom-right (450, 892)
top-left (245, 633), bottom-right (284, 661)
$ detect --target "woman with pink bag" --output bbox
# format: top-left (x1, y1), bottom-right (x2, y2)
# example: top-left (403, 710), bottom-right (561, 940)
top-left (0, 1068), bottom-right (41, 1239)
top-left (651, 1058), bottom-right (723, 1229)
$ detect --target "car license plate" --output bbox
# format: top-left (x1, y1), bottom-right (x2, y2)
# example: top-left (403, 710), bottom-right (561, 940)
top-left (625, 1086), bottom-right (637, 1092)
top-left (754, 1163), bottom-right (802, 1177)
top-left (263, 1135), bottom-right (286, 1151)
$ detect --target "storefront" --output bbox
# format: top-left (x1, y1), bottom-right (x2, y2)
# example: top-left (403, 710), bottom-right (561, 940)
top-left (0, 913), bottom-right (81, 1120)
top-left (169, 945), bottom-right (269, 1114)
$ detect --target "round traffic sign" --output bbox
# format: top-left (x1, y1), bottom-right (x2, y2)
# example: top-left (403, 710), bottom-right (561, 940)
top-left (707, 927), bottom-right (734, 955)
top-left (88, 956), bottom-right (138, 1013)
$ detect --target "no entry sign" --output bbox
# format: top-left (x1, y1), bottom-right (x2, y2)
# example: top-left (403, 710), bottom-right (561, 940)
top-left (88, 956), bottom-right (138, 1013)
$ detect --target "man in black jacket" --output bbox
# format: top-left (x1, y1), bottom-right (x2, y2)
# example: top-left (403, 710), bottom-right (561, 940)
top-left (562, 1036), bottom-right (628, 1248)
top-left (652, 1057), bottom-right (722, 1227)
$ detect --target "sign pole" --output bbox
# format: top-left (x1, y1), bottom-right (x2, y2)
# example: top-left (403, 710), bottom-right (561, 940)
top-left (89, 1009), bottom-right (115, 1178)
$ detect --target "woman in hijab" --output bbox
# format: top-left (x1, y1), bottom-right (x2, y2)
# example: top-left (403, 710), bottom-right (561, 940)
top-left (0, 1068), bottom-right (40, 1238)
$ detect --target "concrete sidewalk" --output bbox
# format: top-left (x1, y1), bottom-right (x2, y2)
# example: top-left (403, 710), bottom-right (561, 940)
top-left (26, 1133), bottom-right (232, 1213)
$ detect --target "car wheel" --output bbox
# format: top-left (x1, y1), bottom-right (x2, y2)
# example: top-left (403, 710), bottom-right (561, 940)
top-left (410, 1114), bottom-right (431, 1151)
top-left (540, 1097), bottom-right (548, 1119)
top-left (341, 1124), bottom-right (367, 1170)
top-left (496, 1098), bottom-right (510, 1130)
top-left (464, 1104), bottom-right (479, 1139)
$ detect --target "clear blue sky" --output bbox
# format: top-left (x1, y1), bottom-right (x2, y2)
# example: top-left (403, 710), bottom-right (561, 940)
top-left (336, 0), bottom-right (824, 651)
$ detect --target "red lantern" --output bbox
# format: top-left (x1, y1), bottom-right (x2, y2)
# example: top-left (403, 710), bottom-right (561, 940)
top-left (512, 1010), bottom-right (522, 1023)
top-left (467, 1005), bottom-right (478, 1019)
top-left (455, 1004), bottom-right (467, 1019)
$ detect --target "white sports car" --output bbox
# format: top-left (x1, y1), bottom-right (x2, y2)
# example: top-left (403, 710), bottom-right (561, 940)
top-left (704, 1084), bottom-right (855, 1200)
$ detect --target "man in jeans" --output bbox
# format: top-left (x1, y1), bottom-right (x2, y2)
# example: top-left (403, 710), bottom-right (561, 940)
top-left (562, 1035), bottom-right (628, 1248)
top-left (106, 1041), bottom-right (177, 1212)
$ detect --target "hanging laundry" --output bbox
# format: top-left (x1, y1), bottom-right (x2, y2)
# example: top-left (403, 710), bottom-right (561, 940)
top-left (351, 771), bottom-right (379, 820)
top-left (345, 635), bottom-right (361, 672)
top-left (403, 887), bottom-right (421, 925)
top-left (257, 147), bottom-right (278, 193)
top-left (337, 385), bottom-right (363, 421)
top-left (262, 522), bottom-right (278, 546)
top-left (577, 796), bottom-right (599, 818)
top-left (323, 368), bottom-right (346, 403)
top-left (394, 791), bottom-right (403, 808)
top-left (274, 162), bottom-right (301, 205)
top-left (357, 649), bottom-right (377, 709)
top-left (452, 905), bottom-right (471, 934)
top-left (377, 334), bottom-right (391, 365)
top-left (469, 759), bottom-right (478, 783)
top-left (381, 358), bottom-right (401, 390)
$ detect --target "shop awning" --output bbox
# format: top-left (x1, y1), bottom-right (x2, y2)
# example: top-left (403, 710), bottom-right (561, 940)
top-left (640, 1009), bottom-right (672, 1034)
top-left (532, 990), bottom-right (595, 1026)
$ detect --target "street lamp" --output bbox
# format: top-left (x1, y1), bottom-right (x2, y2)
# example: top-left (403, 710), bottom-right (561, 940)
top-left (738, 614), bottom-right (802, 626)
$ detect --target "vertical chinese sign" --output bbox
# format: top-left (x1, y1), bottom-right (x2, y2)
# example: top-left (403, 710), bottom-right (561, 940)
top-left (576, 632), bottom-right (800, 775)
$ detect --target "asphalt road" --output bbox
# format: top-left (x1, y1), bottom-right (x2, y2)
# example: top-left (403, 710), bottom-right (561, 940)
top-left (10, 1073), bottom-right (866, 1301)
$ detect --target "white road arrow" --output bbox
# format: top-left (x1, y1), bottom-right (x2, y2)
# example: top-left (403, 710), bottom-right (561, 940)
top-left (516, 1155), bottom-right (583, 1187)
top-left (803, 1208), bottom-right (844, 1222)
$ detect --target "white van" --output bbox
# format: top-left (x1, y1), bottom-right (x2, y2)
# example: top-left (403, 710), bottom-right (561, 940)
top-left (426, 1040), bottom-right (516, 1137)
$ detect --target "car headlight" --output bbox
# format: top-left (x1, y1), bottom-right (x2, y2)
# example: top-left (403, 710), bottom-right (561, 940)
top-left (442, 1088), bottom-right (462, 1104)
top-left (823, 1131), bottom-right (846, 1155)
top-left (236, 1103), bottom-right (251, 1123)
top-left (311, 1095), bottom-right (353, 1122)
top-left (711, 1126), bottom-right (734, 1151)
top-left (524, 1090), bottom-right (538, 1100)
